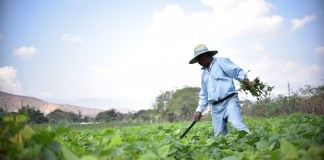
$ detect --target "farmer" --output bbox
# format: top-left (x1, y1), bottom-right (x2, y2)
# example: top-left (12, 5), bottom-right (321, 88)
top-left (190, 44), bottom-right (251, 137)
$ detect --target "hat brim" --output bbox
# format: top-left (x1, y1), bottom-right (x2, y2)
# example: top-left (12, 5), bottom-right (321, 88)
top-left (189, 51), bottom-right (218, 64)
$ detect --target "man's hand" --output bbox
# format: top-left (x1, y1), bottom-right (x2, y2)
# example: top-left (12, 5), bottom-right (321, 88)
top-left (241, 79), bottom-right (252, 89)
top-left (193, 111), bottom-right (202, 121)
top-left (240, 77), bottom-right (274, 99)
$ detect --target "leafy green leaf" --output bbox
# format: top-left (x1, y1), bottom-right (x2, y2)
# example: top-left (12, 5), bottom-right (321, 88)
top-left (302, 146), bottom-right (324, 160)
top-left (157, 144), bottom-right (170, 158)
top-left (269, 150), bottom-right (281, 160)
top-left (33, 132), bottom-right (53, 145)
top-left (222, 156), bottom-right (237, 160)
top-left (61, 145), bottom-right (79, 160)
top-left (55, 126), bottom-right (69, 135)
top-left (80, 155), bottom-right (98, 160)
top-left (41, 147), bottom-right (57, 160)
top-left (109, 134), bottom-right (122, 147)
top-left (256, 139), bottom-right (268, 151)
top-left (103, 129), bottom-right (114, 136)
top-left (279, 138), bottom-right (298, 159)
top-left (138, 151), bottom-right (158, 160)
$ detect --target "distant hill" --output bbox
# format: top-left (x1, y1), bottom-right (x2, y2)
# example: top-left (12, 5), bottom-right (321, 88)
top-left (45, 97), bottom-right (139, 114)
top-left (0, 91), bottom-right (105, 117)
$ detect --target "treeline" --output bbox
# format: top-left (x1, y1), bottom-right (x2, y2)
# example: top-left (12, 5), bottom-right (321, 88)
top-left (0, 106), bottom-right (124, 124)
top-left (135, 84), bottom-right (324, 122)
top-left (0, 87), bottom-right (200, 124)
top-left (1, 84), bottom-right (323, 125)
top-left (0, 105), bottom-right (139, 124)
top-left (137, 84), bottom-right (324, 123)
top-left (136, 87), bottom-right (200, 123)
top-left (241, 84), bottom-right (324, 117)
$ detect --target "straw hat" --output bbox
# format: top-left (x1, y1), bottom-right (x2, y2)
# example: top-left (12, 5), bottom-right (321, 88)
top-left (189, 44), bottom-right (218, 64)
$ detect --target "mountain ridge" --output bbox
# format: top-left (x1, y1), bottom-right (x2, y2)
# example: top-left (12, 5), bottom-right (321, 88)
top-left (0, 91), bottom-right (112, 117)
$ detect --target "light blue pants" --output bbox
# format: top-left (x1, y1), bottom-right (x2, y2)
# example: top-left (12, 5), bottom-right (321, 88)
top-left (211, 94), bottom-right (250, 137)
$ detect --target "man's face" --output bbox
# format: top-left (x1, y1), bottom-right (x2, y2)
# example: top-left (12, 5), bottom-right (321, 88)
top-left (197, 53), bottom-right (212, 67)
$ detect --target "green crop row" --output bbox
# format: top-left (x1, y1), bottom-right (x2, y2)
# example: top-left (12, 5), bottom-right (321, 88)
top-left (61, 114), bottom-right (323, 160)
top-left (1, 114), bottom-right (323, 160)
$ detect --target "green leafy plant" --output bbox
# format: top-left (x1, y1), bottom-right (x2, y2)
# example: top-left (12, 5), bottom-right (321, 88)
top-left (59, 114), bottom-right (323, 160)
top-left (239, 71), bottom-right (274, 100)
top-left (2, 113), bottom-right (323, 159)
top-left (0, 114), bottom-right (79, 160)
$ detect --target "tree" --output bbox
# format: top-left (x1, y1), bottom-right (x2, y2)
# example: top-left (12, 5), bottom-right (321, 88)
top-left (167, 87), bottom-right (200, 122)
top-left (78, 110), bottom-right (82, 122)
top-left (298, 84), bottom-right (324, 115)
top-left (152, 90), bottom-right (173, 122)
top-left (82, 115), bottom-right (92, 122)
top-left (46, 109), bottom-right (79, 123)
top-left (0, 107), bottom-right (8, 121)
top-left (153, 91), bottom-right (173, 111)
top-left (241, 99), bottom-right (253, 116)
top-left (95, 108), bottom-right (119, 122)
top-left (152, 86), bottom-right (200, 122)
top-left (18, 105), bottom-right (48, 124)
top-left (131, 109), bottom-right (157, 123)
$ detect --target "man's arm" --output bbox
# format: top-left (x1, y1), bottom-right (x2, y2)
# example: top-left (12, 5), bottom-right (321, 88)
top-left (218, 57), bottom-right (247, 81)
top-left (219, 57), bottom-right (253, 89)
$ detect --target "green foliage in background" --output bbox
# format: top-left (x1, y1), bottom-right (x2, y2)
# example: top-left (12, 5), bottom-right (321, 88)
top-left (95, 108), bottom-right (123, 122)
top-left (241, 84), bottom-right (324, 117)
top-left (152, 87), bottom-right (200, 123)
top-left (18, 105), bottom-right (48, 124)
top-left (2, 84), bottom-right (322, 125)
top-left (47, 109), bottom-right (81, 123)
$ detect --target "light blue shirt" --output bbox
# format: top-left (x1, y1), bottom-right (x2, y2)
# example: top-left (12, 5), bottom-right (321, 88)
top-left (195, 57), bottom-right (246, 113)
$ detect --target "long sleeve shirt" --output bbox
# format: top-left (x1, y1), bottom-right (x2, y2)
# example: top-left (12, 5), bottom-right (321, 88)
top-left (195, 57), bottom-right (246, 113)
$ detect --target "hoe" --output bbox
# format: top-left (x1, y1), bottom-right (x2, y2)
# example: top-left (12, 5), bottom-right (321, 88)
top-left (178, 107), bottom-right (210, 139)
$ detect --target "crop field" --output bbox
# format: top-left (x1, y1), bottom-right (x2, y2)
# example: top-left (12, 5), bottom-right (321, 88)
top-left (1, 114), bottom-right (324, 159)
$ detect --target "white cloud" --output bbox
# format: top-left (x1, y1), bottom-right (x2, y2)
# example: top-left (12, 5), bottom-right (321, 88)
top-left (290, 15), bottom-right (316, 31)
top-left (314, 46), bottom-right (324, 56)
top-left (139, 0), bottom-right (283, 88)
top-left (40, 91), bottom-right (53, 98)
top-left (246, 56), bottom-right (323, 95)
top-left (86, 64), bottom-right (110, 77)
top-left (14, 46), bottom-right (38, 60)
top-left (310, 65), bottom-right (321, 73)
top-left (146, 0), bottom-right (283, 63)
top-left (34, 0), bottom-right (284, 107)
top-left (88, 0), bottom-right (284, 106)
top-left (250, 43), bottom-right (265, 51)
top-left (0, 66), bottom-right (23, 94)
top-left (61, 33), bottom-right (83, 44)
top-left (153, 1), bottom-right (282, 42)
top-left (0, 34), bottom-right (4, 40)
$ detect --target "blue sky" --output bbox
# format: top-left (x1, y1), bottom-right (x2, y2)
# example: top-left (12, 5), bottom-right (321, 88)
top-left (1, 0), bottom-right (323, 111)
